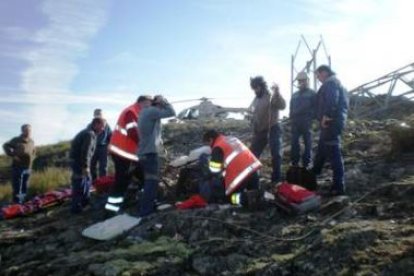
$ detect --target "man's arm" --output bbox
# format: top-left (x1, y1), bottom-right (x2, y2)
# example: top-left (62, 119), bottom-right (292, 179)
top-left (80, 132), bottom-right (94, 175)
top-left (125, 111), bottom-right (139, 142)
top-left (322, 82), bottom-right (339, 119)
top-left (208, 147), bottom-right (224, 175)
top-left (2, 138), bottom-right (17, 156)
top-left (271, 85), bottom-right (286, 110)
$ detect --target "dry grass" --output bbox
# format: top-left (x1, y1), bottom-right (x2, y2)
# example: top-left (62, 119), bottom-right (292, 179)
top-left (0, 167), bottom-right (71, 202)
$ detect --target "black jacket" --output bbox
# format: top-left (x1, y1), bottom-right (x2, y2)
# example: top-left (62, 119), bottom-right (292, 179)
top-left (70, 127), bottom-right (97, 171)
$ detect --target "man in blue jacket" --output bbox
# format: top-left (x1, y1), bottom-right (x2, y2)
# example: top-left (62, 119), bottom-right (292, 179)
top-left (312, 65), bottom-right (349, 195)
top-left (90, 109), bottom-right (112, 181)
top-left (289, 72), bottom-right (316, 169)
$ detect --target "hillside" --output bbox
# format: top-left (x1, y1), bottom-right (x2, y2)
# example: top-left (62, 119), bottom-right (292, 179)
top-left (1, 117), bottom-right (414, 275)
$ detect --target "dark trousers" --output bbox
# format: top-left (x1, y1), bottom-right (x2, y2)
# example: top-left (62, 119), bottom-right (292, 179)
top-left (90, 145), bottom-right (108, 181)
top-left (12, 166), bottom-right (30, 204)
top-left (250, 124), bottom-right (283, 182)
top-left (109, 154), bottom-right (134, 198)
top-left (291, 121), bottom-right (313, 167)
top-left (139, 153), bottom-right (159, 217)
top-left (71, 165), bottom-right (91, 213)
top-left (313, 127), bottom-right (345, 192)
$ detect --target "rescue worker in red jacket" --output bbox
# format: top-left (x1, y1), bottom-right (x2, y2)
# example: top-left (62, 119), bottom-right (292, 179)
top-left (105, 95), bottom-right (153, 213)
top-left (199, 129), bottom-right (262, 206)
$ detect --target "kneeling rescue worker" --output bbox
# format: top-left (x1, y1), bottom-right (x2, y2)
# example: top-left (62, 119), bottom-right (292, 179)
top-left (199, 129), bottom-right (263, 208)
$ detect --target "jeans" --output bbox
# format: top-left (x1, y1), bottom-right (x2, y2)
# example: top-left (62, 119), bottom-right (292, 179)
top-left (313, 126), bottom-right (345, 192)
top-left (90, 145), bottom-right (108, 181)
top-left (12, 166), bottom-right (31, 204)
top-left (139, 153), bottom-right (159, 217)
top-left (250, 124), bottom-right (283, 182)
top-left (71, 175), bottom-right (91, 213)
top-left (291, 121), bottom-right (313, 167)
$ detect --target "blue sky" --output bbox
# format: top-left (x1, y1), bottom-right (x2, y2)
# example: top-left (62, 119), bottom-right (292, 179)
top-left (1, 0), bottom-right (413, 151)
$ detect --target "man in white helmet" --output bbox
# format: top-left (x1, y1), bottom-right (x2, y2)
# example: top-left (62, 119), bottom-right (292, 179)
top-left (289, 72), bottom-right (316, 169)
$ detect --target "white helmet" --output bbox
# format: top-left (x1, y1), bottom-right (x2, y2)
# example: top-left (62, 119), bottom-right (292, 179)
top-left (296, 72), bottom-right (309, 81)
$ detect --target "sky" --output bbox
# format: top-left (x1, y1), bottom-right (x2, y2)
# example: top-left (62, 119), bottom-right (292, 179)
top-left (1, 0), bottom-right (413, 152)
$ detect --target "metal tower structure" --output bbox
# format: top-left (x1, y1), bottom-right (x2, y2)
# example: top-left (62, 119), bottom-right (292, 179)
top-left (349, 62), bottom-right (414, 118)
top-left (290, 35), bottom-right (331, 95)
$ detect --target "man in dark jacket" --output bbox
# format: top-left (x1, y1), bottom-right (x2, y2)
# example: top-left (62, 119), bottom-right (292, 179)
top-left (89, 109), bottom-right (112, 181)
top-left (312, 65), bottom-right (349, 195)
top-left (3, 124), bottom-right (36, 203)
top-left (70, 117), bottom-right (105, 213)
top-left (289, 72), bottom-right (316, 168)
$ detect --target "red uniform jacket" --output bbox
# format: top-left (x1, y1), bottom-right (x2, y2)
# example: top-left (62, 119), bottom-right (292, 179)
top-left (108, 103), bottom-right (141, 161)
top-left (210, 135), bottom-right (262, 195)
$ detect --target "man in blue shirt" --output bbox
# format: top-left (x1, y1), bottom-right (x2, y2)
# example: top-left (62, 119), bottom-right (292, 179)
top-left (312, 65), bottom-right (349, 195)
top-left (90, 109), bottom-right (112, 181)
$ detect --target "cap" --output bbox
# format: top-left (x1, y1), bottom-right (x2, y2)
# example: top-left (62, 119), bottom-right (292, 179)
top-left (316, 65), bottom-right (335, 75)
top-left (296, 71), bottom-right (308, 81)
top-left (93, 108), bottom-right (103, 118)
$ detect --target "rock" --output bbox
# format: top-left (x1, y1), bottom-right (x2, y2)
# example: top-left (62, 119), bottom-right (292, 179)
top-left (192, 256), bottom-right (220, 275)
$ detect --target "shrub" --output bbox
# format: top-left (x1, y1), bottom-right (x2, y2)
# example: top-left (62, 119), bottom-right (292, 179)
top-left (28, 167), bottom-right (71, 196)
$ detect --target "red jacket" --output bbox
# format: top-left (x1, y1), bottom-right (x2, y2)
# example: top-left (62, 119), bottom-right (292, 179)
top-left (108, 103), bottom-right (141, 161)
top-left (211, 135), bottom-right (262, 195)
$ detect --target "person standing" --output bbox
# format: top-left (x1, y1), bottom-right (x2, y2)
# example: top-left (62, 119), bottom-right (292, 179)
top-left (3, 124), bottom-right (36, 204)
top-left (138, 95), bottom-right (175, 217)
top-left (69, 117), bottom-right (105, 214)
top-left (249, 76), bottom-right (286, 183)
top-left (312, 65), bottom-right (349, 195)
top-left (90, 108), bottom-right (112, 181)
top-left (104, 95), bottom-right (153, 214)
top-left (289, 72), bottom-right (316, 168)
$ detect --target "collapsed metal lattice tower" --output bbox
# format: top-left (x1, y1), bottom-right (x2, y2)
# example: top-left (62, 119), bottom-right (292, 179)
top-left (349, 62), bottom-right (414, 118)
top-left (290, 35), bottom-right (331, 95)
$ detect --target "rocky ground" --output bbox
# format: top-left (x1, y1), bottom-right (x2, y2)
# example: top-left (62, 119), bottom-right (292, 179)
top-left (1, 118), bottom-right (414, 275)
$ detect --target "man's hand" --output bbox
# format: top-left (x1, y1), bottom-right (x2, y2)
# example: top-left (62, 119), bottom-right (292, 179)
top-left (82, 167), bottom-right (91, 178)
top-left (13, 156), bottom-right (21, 163)
top-left (321, 115), bottom-right (333, 128)
top-left (153, 95), bottom-right (167, 106)
top-left (271, 83), bottom-right (280, 97)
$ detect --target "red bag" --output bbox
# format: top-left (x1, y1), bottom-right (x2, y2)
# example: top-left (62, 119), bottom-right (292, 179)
top-left (176, 194), bottom-right (207, 209)
top-left (276, 182), bottom-right (316, 204)
top-left (93, 175), bottom-right (115, 194)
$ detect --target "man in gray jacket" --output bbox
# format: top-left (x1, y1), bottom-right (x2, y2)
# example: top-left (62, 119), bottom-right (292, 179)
top-left (249, 76), bottom-right (286, 183)
top-left (138, 95), bottom-right (175, 217)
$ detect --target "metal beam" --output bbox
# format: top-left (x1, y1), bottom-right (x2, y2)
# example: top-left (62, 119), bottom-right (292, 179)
top-left (349, 62), bottom-right (414, 118)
